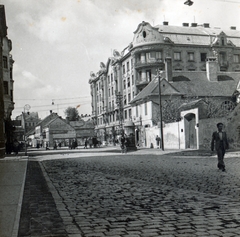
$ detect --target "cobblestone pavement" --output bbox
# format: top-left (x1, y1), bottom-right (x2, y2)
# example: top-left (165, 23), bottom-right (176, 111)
top-left (28, 153), bottom-right (240, 237)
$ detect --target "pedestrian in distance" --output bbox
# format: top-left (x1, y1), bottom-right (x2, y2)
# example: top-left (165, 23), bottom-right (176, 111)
top-left (156, 135), bottom-right (161, 149)
top-left (120, 133), bottom-right (127, 154)
top-left (84, 138), bottom-right (88, 149)
top-left (53, 142), bottom-right (57, 150)
top-left (211, 122), bottom-right (229, 172)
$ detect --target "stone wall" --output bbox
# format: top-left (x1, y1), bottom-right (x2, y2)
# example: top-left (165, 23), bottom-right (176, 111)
top-left (199, 104), bottom-right (240, 149)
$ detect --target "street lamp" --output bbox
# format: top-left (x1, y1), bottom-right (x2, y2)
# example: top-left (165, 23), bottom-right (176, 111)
top-left (23, 104), bottom-right (30, 156)
top-left (157, 70), bottom-right (164, 151)
top-left (184, 0), bottom-right (193, 6)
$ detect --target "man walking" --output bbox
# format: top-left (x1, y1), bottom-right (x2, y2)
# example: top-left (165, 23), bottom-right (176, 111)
top-left (211, 123), bottom-right (229, 172)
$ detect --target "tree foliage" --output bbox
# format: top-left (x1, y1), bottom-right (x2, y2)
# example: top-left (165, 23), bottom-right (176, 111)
top-left (64, 107), bottom-right (79, 121)
top-left (153, 97), bottom-right (236, 125)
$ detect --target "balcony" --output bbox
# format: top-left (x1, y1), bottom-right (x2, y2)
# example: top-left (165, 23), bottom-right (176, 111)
top-left (135, 59), bottom-right (164, 69)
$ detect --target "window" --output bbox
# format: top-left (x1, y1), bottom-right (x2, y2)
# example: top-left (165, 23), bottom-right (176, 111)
top-left (145, 102), bottom-right (148, 115)
top-left (111, 87), bottom-right (113, 95)
top-left (174, 52), bottom-right (181, 61)
top-left (137, 54), bottom-right (141, 62)
top-left (3, 56), bottom-right (7, 69)
top-left (149, 52), bottom-right (156, 58)
top-left (123, 65), bottom-right (125, 74)
top-left (3, 81), bottom-right (8, 95)
top-left (219, 52), bottom-right (227, 65)
top-left (146, 70), bottom-right (152, 81)
top-left (128, 93), bottom-right (131, 102)
top-left (143, 31), bottom-right (146, 38)
top-left (221, 37), bottom-right (225, 46)
top-left (108, 88), bottom-right (110, 97)
top-left (127, 62), bottom-right (129, 71)
top-left (138, 71), bottom-right (142, 81)
top-left (132, 75), bottom-right (134, 85)
top-left (111, 73), bottom-right (113, 82)
top-left (125, 110), bottom-right (127, 119)
top-left (108, 75), bottom-right (110, 84)
top-left (233, 54), bottom-right (240, 63)
top-left (156, 51), bottom-right (162, 60)
top-left (131, 59), bottom-right (133, 68)
top-left (127, 77), bottom-right (130, 87)
top-left (123, 80), bottom-right (126, 89)
top-left (188, 52), bottom-right (194, 61)
top-left (200, 53), bottom-right (207, 62)
top-left (124, 95), bottom-right (127, 105)
top-left (132, 91), bottom-right (134, 99)
top-left (129, 109), bottom-right (132, 119)
top-left (136, 106), bottom-right (138, 117)
top-left (10, 68), bottom-right (13, 79)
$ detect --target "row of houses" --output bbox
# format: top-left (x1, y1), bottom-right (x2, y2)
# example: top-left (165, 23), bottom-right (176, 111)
top-left (14, 112), bottom-right (95, 148)
top-left (89, 21), bottom-right (240, 149)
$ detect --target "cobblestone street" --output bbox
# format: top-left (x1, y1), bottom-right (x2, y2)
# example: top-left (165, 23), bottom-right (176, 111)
top-left (19, 151), bottom-right (240, 237)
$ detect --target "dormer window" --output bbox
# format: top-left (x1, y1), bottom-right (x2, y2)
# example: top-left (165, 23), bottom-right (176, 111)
top-left (142, 31), bottom-right (147, 38)
top-left (221, 37), bottom-right (225, 45)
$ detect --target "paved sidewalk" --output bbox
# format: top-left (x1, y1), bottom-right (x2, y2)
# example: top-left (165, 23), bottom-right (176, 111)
top-left (0, 155), bottom-right (28, 237)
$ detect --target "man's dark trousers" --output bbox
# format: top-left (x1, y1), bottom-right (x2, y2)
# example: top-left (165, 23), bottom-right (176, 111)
top-left (217, 141), bottom-right (225, 170)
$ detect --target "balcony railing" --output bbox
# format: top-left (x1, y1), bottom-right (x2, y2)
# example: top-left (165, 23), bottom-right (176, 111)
top-left (135, 59), bottom-right (164, 69)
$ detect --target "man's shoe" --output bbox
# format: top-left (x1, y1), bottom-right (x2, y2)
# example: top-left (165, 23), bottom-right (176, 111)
top-left (222, 168), bottom-right (226, 172)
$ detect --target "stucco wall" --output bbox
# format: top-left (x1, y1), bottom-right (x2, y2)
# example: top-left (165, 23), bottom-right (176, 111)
top-left (145, 121), bottom-right (183, 149)
top-left (163, 122), bottom-right (182, 149)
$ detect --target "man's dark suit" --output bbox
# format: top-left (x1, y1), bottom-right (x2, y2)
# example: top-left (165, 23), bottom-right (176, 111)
top-left (211, 131), bottom-right (229, 170)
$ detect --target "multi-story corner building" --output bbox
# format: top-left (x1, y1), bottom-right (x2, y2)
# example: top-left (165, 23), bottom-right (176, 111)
top-left (0, 5), bottom-right (14, 157)
top-left (89, 21), bottom-right (240, 146)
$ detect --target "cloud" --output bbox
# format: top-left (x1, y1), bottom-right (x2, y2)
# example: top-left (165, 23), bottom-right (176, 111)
top-left (3, 0), bottom-right (240, 119)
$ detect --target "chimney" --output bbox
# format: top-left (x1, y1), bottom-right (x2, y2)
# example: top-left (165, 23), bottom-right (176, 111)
top-left (182, 23), bottom-right (189, 27)
top-left (230, 26), bottom-right (236, 30)
top-left (164, 57), bottom-right (173, 82)
top-left (206, 57), bottom-right (218, 82)
top-left (163, 21), bottom-right (169, 26)
top-left (203, 23), bottom-right (210, 28)
top-left (191, 23), bottom-right (197, 27)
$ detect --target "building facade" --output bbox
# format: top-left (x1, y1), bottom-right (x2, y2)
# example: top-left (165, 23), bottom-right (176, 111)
top-left (0, 5), bottom-right (14, 157)
top-left (89, 21), bottom-right (240, 147)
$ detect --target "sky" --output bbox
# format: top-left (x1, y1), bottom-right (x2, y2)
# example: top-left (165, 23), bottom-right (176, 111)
top-left (2, 0), bottom-right (240, 119)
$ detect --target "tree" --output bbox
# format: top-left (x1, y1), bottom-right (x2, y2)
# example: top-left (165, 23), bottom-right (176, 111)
top-left (64, 107), bottom-right (79, 121)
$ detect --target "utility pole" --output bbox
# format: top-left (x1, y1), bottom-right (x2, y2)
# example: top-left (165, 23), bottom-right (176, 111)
top-left (157, 70), bottom-right (164, 151)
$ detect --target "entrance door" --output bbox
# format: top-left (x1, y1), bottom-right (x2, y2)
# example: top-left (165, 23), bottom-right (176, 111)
top-left (189, 118), bottom-right (197, 149)
top-left (184, 113), bottom-right (197, 149)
